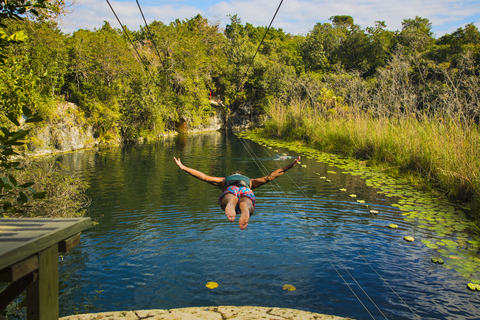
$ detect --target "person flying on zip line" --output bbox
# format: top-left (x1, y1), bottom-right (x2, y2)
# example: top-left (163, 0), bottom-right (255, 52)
top-left (173, 156), bottom-right (300, 230)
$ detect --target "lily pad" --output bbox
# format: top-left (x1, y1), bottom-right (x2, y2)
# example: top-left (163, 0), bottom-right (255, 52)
top-left (283, 284), bottom-right (296, 291)
top-left (431, 257), bottom-right (445, 264)
top-left (206, 282), bottom-right (218, 289)
top-left (404, 236), bottom-right (415, 242)
top-left (467, 283), bottom-right (480, 291)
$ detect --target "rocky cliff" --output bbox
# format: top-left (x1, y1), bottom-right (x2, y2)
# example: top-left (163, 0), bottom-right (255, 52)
top-left (27, 102), bottom-right (98, 157)
top-left (25, 101), bottom-right (255, 156)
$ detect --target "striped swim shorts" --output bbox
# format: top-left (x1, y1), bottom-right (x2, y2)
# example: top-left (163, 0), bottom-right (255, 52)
top-left (218, 185), bottom-right (256, 214)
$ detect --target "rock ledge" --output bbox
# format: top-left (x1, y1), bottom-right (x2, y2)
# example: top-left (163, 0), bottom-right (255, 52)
top-left (60, 306), bottom-right (354, 320)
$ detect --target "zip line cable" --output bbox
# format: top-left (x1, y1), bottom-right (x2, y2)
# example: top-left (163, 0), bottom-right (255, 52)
top-left (237, 0), bottom-right (284, 92)
top-left (105, 0), bottom-right (159, 86)
top-left (135, 0), bottom-right (166, 72)
top-left (234, 135), bottom-right (379, 319)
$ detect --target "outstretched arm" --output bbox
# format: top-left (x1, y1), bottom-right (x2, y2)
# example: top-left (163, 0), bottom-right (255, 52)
top-left (250, 156), bottom-right (300, 190)
top-left (173, 157), bottom-right (224, 188)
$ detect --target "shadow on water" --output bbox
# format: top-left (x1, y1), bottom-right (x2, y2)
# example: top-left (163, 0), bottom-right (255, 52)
top-left (56, 131), bottom-right (480, 320)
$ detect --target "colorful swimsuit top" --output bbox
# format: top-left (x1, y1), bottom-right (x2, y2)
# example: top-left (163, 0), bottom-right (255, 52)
top-left (224, 174), bottom-right (250, 190)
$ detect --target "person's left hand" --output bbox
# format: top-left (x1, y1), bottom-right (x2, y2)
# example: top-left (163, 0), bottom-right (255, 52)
top-left (173, 157), bottom-right (185, 170)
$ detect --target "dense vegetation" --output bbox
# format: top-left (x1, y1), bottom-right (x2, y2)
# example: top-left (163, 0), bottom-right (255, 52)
top-left (1, 2), bottom-right (479, 219)
top-left (1, 0), bottom-right (88, 219)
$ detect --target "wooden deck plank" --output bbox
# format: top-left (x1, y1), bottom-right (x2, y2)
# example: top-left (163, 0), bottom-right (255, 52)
top-left (0, 218), bottom-right (91, 271)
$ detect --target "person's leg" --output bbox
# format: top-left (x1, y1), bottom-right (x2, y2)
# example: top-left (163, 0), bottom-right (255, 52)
top-left (220, 193), bottom-right (238, 222)
top-left (238, 197), bottom-right (254, 230)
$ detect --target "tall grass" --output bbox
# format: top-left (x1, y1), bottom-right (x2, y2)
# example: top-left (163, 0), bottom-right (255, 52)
top-left (263, 51), bottom-right (480, 218)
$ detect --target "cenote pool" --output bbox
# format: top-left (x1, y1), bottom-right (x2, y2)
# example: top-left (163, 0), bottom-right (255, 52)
top-left (57, 131), bottom-right (480, 320)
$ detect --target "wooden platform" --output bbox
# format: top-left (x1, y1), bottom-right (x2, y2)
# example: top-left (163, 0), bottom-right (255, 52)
top-left (0, 217), bottom-right (91, 320)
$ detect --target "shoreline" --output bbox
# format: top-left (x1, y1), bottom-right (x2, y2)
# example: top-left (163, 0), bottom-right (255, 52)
top-left (60, 306), bottom-right (354, 320)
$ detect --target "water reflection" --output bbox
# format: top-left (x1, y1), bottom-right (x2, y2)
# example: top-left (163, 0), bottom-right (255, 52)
top-left (57, 131), bottom-right (480, 320)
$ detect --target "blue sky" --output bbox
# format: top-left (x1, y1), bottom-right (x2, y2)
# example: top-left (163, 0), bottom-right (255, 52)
top-left (59, 0), bottom-right (480, 37)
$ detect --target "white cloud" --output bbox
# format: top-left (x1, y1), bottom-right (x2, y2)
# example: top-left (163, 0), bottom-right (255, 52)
top-left (59, 0), bottom-right (480, 36)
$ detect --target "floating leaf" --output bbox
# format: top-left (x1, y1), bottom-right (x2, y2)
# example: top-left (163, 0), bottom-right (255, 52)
top-left (431, 257), bottom-right (444, 264)
top-left (467, 283), bottom-right (480, 291)
top-left (339, 188), bottom-right (347, 191)
top-left (301, 165), bottom-right (307, 168)
top-left (349, 194), bottom-right (357, 198)
top-left (370, 210), bottom-right (379, 215)
top-left (206, 282), bottom-right (218, 289)
top-left (283, 284), bottom-right (296, 291)
top-left (326, 179), bottom-right (331, 182)
top-left (388, 224), bottom-right (398, 229)
top-left (327, 171), bottom-right (337, 174)
top-left (404, 236), bottom-right (415, 242)
top-left (357, 200), bottom-right (365, 203)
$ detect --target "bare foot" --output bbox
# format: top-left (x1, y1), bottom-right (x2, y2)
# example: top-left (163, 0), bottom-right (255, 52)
top-left (238, 202), bottom-right (250, 230)
top-left (225, 196), bottom-right (238, 222)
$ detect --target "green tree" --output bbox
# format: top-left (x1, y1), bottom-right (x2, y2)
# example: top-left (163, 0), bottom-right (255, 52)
top-left (397, 16), bottom-right (435, 52)
top-left (434, 23), bottom-right (480, 66)
top-left (302, 22), bottom-right (331, 72)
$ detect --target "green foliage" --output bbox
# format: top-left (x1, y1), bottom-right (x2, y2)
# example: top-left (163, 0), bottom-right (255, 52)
top-left (397, 16), bottom-right (435, 53)
top-left (0, 107), bottom-right (45, 215)
top-left (11, 159), bottom-right (90, 218)
top-left (0, 0), bottom-right (88, 220)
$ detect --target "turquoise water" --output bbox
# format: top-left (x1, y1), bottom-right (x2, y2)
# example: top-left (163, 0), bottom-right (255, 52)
top-left (57, 131), bottom-right (480, 319)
